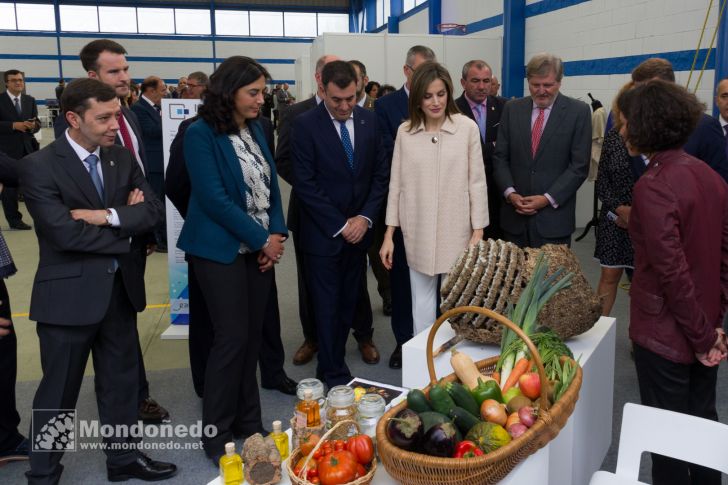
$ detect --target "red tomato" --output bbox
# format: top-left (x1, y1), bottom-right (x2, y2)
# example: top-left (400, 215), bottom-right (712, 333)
top-left (300, 434), bottom-right (321, 456)
top-left (346, 435), bottom-right (374, 465)
top-left (355, 463), bottom-right (367, 478)
top-left (334, 439), bottom-right (346, 451)
top-left (311, 478), bottom-right (320, 484)
top-left (317, 450), bottom-right (359, 485)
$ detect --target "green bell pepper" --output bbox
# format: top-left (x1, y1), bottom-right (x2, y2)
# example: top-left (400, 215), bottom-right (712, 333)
top-left (471, 377), bottom-right (504, 405)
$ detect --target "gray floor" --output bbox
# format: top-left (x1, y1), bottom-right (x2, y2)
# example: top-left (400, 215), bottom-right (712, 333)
top-left (2, 189), bottom-right (727, 483)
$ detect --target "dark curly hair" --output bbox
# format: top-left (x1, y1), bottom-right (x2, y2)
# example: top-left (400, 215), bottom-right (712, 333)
top-left (616, 79), bottom-right (703, 154)
top-left (198, 56), bottom-right (270, 134)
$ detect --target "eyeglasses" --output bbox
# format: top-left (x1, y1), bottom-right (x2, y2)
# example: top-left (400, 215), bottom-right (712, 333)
top-left (7, 79), bottom-right (24, 83)
top-left (187, 83), bottom-right (205, 89)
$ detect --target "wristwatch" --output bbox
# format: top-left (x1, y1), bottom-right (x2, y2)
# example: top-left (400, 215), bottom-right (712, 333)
top-left (105, 209), bottom-right (113, 226)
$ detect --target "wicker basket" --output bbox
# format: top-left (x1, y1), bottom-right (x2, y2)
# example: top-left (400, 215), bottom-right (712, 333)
top-left (375, 306), bottom-right (583, 485)
top-left (287, 419), bottom-right (377, 485)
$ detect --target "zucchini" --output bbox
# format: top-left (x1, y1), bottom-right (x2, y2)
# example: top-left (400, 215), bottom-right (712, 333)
top-left (449, 406), bottom-right (482, 435)
top-left (418, 411), bottom-right (452, 433)
top-left (406, 389), bottom-right (432, 413)
top-left (428, 383), bottom-right (457, 415)
top-left (446, 382), bottom-right (480, 417)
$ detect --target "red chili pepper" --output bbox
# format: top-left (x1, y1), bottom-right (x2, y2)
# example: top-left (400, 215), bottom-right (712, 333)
top-left (453, 440), bottom-right (484, 458)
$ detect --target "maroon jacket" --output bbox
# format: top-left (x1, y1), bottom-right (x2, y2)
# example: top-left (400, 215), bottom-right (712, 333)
top-left (629, 149), bottom-right (728, 364)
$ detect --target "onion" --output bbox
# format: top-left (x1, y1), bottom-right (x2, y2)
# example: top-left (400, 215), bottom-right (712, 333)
top-left (518, 406), bottom-right (536, 428)
top-left (480, 399), bottom-right (507, 427)
top-left (508, 423), bottom-right (528, 438)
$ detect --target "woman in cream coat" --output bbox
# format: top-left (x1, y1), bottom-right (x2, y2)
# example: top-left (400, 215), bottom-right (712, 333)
top-left (380, 62), bottom-right (488, 335)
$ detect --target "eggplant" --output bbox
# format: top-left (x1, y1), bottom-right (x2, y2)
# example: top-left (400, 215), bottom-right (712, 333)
top-left (386, 408), bottom-right (423, 451)
top-left (421, 422), bottom-right (458, 458)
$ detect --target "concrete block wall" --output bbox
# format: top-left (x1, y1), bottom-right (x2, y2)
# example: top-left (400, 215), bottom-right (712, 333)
top-left (0, 32), bottom-right (313, 105)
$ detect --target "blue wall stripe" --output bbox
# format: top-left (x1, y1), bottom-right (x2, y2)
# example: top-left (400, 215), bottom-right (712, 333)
top-left (0, 30), bottom-right (314, 43)
top-left (525, 0), bottom-right (591, 18)
top-left (443, 13), bottom-right (503, 36)
top-left (563, 49), bottom-right (716, 77)
top-left (0, 53), bottom-right (296, 65)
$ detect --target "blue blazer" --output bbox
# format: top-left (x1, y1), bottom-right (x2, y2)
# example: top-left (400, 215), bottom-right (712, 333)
top-left (130, 99), bottom-right (164, 174)
top-left (292, 102), bottom-right (389, 256)
top-left (177, 118), bottom-right (287, 264)
top-left (374, 86), bottom-right (409, 162)
top-left (683, 113), bottom-right (728, 183)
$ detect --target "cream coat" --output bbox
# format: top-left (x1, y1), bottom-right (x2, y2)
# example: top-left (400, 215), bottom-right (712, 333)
top-left (385, 113), bottom-right (489, 276)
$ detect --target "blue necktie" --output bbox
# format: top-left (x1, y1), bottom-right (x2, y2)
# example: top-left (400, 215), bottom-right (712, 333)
top-left (475, 104), bottom-right (486, 141)
top-left (85, 154), bottom-right (105, 203)
top-left (339, 120), bottom-right (354, 171)
top-left (14, 97), bottom-right (21, 116)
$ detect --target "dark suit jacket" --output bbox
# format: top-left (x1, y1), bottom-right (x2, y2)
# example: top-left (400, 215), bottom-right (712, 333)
top-left (682, 113), bottom-right (728, 183)
top-left (54, 105), bottom-right (149, 175)
top-left (0, 91), bottom-right (40, 159)
top-left (456, 94), bottom-right (506, 238)
top-left (130, 99), bottom-right (163, 174)
top-left (166, 115), bottom-right (275, 219)
top-left (493, 94), bottom-right (591, 238)
top-left (291, 103), bottom-right (389, 256)
top-left (275, 95), bottom-right (318, 232)
top-left (177, 118), bottom-right (286, 264)
top-left (0, 148), bottom-right (19, 187)
top-left (19, 135), bottom-right (163, 326)
top-left (374, 86), bottom-right (409, 164)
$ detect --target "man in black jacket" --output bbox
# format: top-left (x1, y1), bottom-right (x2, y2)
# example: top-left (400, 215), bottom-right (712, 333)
top-left (455, 60), bottom-right (506, 239)
top-left (0, 69), bottom-right (37, 230)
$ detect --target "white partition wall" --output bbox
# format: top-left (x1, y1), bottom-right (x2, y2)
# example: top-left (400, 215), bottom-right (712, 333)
top-left (309, 32), bottom-right (501, 90)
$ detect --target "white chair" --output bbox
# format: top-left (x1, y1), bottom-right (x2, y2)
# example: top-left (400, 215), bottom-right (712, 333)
top-left (589, 402), bottom-right (728, 484)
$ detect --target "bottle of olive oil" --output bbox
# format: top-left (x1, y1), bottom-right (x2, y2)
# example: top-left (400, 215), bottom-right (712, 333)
top-left (219, 442), bottom-right (243, 485)
top-left (296, 389), bottom-right (321, 427)
top-left (269, 420), bottom-right (289, 460)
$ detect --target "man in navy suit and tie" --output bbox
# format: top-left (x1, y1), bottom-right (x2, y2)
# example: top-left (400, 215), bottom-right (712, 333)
top-left (374, 45), bottom-right (435, 368)
top-left (292, 61), bottom-right (389, 387)
top-left (717, 78), bottom-right (728, 157)
top-left (131, 76), bottom-right (168, 252)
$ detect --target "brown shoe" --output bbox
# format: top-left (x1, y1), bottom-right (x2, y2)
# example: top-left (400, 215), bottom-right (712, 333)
top-left (138, 397), bottom-right (170, 424)
top-left (358, 339), bottom-right (380, 365)
top-left (292, 340), bottom-right (318, 366)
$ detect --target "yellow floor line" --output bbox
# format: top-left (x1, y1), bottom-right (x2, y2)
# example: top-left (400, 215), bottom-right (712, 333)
top-left (11, 303), bottom-right (170, 318)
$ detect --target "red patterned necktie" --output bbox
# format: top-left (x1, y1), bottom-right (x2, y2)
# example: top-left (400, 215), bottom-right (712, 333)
top-left (531, 107), bottom-right (545, 157)
top-left (118, 114), bottom-right (143, 173)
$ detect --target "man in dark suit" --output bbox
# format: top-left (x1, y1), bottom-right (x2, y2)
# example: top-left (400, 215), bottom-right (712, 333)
top-left (0, 148), bottom-right (27, 466)
top-left (277, 55), bottom-right (381, 367)
top-left (455, 59), bottom-right (506, 240)
top-left (717, 78), bottom-right (728, 156)
top-left (131, 76), bottom-right (168, 252)
top-left (53, 38), bottom-right (168, 423)
top-left (374, 44), bottom-right (435, 368)
top-left (166, 112), bottom-right (298, 397)
top-left (493, 53), bottom-right (591, 249)
top-left (22, 78), bottom-right (175, 485)
top-left (631, 58), bottom-right (728, 183)
top-left (292, 61), bottom-right (389, 387)
top-left (0, 69), bottom-right (37, 230)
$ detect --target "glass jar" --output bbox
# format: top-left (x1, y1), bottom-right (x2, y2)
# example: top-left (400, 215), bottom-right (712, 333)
top-left (326, 385), bottom-right (357, 434)
top-left (296, 378), bottom-right (326, 410)
top-left (356, 393), bottom-right (386, 440)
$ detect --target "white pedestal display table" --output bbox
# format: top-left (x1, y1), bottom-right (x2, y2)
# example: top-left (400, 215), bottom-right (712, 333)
top-left (402, 316), bottom-right (617, 485)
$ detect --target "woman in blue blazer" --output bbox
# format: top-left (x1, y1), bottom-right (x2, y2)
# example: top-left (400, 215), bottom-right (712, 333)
top-left (177, 56), bottom-right (287, 463)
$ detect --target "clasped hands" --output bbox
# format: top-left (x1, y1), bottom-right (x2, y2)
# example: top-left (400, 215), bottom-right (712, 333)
top-left (342, 216), bottom-right (369, 245)
top-left (258, 234), bottom-right (286, 272)
top-left (507, 193), bottom-right (549, 215)
top-left (0, 316), bottom-right (10, 338)
top-left (12, 120), bottom-right (37, 133)
top-left (70, 188), bottom-right (144, 226)
top-left (696, 328), bottom-right (728, 367)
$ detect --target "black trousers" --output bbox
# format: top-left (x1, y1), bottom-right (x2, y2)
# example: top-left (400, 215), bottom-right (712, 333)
top-left (187, 261), bottom-right (287, 398)
top-left (27, 274), bottom-right (140, 485)
top-left (304, 246), bottom-right (365, 387)
top-left (366, 208), bottom-right (391, 305)
top-left (1, 187), bottom-right (23, 226)
top-left (503, 224), bottom-right (571, 249)
top-left (0, 278), bottom-right (23, 452)
top-left (292, 229), bottom-right (373, 344)
top-left (390, 228), bottom-right (413, 345)
top-left (191, 253), bottom-right (271, 457)
top-left (633, 344), bottom-right (721, 485)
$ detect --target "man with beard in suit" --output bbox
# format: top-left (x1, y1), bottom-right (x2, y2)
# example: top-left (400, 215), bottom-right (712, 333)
top-left (52, 38), bottom-right (169, 424)
top-left (455, 60), bottom-right (505, 239)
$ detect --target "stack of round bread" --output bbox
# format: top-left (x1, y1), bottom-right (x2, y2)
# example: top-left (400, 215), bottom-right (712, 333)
top-left (440, 241), bottom-right (601, 344)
